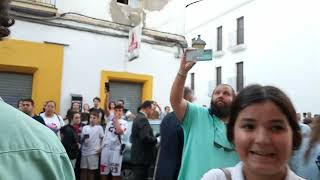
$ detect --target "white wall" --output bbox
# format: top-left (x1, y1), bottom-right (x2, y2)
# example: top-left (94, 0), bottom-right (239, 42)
top-left (56, 0), bottom-right (109, 21)
top-left (11, 20), bottom-right (180, 116)
top-left (186, 0), bottom-right (320, 113)
top-left (144, 0), bottom-right (186, 35)
top-left (185, 0), bottom-right (252, 34)
top-left (56, 0), bottom-right (186, 35)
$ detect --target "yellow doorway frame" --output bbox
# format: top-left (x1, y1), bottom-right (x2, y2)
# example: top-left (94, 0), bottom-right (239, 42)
top-left (0, 39), bottom-right (64, 114)
top-left (100, 71), bottom-right (153, 107)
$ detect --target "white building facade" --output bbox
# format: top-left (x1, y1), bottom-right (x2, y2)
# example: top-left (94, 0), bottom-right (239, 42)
top-left (185, 0), bottom-right (320, 114)
top-left (0, 0), bottom-right (187, 115)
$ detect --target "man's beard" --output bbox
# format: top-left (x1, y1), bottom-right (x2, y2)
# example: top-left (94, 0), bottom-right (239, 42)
top-left (209, 100), bottom-right (231, 119)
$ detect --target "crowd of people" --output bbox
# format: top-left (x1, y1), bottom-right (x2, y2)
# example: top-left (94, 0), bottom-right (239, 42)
top-left (1, 1), bottom-right (320, 180)
top-left (16, 85), bottom-right (320, 180)
top-left (16, 94), bottom-right (166, 180)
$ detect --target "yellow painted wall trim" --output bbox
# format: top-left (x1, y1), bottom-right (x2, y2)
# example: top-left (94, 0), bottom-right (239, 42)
top-left (0, 39), bottom-right (64, 114)
top-left (100, 71), bottom-right (153, 108)
top-left (0, 64), bottom-right (37, 74)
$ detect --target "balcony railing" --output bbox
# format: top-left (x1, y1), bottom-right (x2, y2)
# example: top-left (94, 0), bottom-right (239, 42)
top-left (11, 0), bottom-right (57, 17)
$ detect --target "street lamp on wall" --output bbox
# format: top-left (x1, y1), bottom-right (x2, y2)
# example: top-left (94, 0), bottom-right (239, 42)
top-left (191, 35), bottom-right (206, 49)
top-left (189, 35), bottom-right (213, 61)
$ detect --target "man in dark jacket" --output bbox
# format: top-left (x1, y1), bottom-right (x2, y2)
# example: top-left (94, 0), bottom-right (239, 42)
top-left (155, 87), bottom-right (194, 180)
top-left (22, 98), bottom-right (46, 126)
top-left (131, 100), bottom-right (158, 180)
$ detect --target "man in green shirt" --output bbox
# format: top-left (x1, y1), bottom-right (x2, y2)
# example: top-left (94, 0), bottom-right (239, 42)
top-left (0, 99), bottom-right (76, 179)
top-left (170, 52), bottom-right (240, 180)
top-left (0, 2), bottom-right (75, 179)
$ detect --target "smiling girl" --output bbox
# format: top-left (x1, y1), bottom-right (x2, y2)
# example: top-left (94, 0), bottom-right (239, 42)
top-left (202, 84), bottom-right (304, 180)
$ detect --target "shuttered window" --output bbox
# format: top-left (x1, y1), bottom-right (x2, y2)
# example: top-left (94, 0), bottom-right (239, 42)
top-left (217, 26), bottom-right (223, 51)
top-left (109, 81), bottom-right (142, 113)
top-left (237, 16), bottom-right (244, 45)
top-left (0, 72), bottom-right (33, 107)
top-left (236, 62), bottom-right (244, 91)
top-left (216, 67), bottom-right (221, 86)
top-left (191, 73), bottom-right (195, 91)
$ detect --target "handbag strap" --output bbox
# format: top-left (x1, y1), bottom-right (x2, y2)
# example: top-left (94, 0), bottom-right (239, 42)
top-left (220, 168), bottom-right (232, 180)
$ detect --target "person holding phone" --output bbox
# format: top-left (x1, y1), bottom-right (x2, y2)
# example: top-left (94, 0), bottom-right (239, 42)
top-left (100, 104), bottom-right (128, 180)
top-left (170, 51), bottom-right (239, 180)
top-left (80, 111), bottom-right (104, 180)
top-left (104, 82), bottom-right (115, 122)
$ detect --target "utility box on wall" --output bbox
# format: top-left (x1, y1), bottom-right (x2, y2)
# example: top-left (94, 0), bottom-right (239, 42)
top-left (71, 94), bottom-right (83, 110)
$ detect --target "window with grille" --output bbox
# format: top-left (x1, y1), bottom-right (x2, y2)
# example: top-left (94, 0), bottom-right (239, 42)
top-left (217, 26), bottom-right (223, 51)
top-left (216, 67), bottom-right (221, 86)
top-left (237, 16), bottom-right (244, 45)
top-left (236, 62), bottom-right (244, 91)
top-left (191, 73), bottom-right (195, 91)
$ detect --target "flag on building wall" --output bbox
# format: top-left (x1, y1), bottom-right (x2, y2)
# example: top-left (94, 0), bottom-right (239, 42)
top-left (128, 23), bottom-right (142, 61)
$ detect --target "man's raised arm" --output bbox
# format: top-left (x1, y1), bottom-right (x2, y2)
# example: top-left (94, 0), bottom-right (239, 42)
top-left (104, 92), bottom-right (110, 117)
top-left (170, 51), bottom-right (196, 121)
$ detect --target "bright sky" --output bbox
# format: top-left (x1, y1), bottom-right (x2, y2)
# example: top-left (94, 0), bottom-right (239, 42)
top-left (185, 0), bottom-right (254, 33)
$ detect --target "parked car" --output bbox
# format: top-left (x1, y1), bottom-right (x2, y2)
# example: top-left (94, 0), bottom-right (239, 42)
top-left (121, 119), bottom-right (161, 180)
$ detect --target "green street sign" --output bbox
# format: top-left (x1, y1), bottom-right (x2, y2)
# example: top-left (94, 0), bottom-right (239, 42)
top-left (198, 49), bottom-right (213, 61)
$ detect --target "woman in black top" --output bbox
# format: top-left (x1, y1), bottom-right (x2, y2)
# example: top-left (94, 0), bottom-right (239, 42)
top-left (81, 103), bottom-right (90, 124)
top-left (60, 112), bottom-right (81, 168)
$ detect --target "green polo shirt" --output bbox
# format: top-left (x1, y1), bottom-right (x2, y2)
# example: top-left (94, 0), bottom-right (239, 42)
top-left (178, 102), bottom-right (239, 180)
top-left (0, 101), bottom-right (75, 180)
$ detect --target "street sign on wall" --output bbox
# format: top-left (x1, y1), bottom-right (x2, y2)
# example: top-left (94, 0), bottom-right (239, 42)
top-left (198, 49), bottom-right (213, 61)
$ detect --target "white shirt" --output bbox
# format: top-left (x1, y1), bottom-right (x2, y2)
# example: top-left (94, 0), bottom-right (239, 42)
top-left (121, 110), bottom-right (133, 120)
top-left (105, 111), bottom-right (115, 122)
top-left (201, 162), bottom-right (305, 180)
top-left (299, 123), bottom-right (311, 138)
top-left (40, 113), bottom-right (64, 138)
top-left (81, 125), bottom-right (104, 156)
top-left (102, 119), bottom-right (128, 150)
